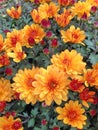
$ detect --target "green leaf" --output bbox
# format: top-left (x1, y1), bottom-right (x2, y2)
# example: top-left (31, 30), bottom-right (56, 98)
top-left (31, 107), bottom-right (38, 117)
top-left (34, 127), bottom-right (41, 130)
top-left (70, 127), bottom-right (77, 130)
top-left (89, 53), bottom-right (98, 64)
top-left (28, 118), bottom-right (35, 128)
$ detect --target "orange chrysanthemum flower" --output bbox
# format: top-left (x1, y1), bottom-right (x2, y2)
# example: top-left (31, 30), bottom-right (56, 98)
top-left (7, 43), bottom-right (26, 63)
top-left (30, 0), bottom-right (51, 3)
top-left (87, 0), bottom-right (98, 7)
top-left (4, 29), bottom-right (24, 51)
top-left (23, 24), bottom-right (46, 46)
top-left (33, 65), bottom-right (69, 105)
top-left (69, 79), bottom-right (85, 93)
top-left (38, 2), bottom-right (60, 19)
top-left (71, 1), bottom-right (91, 19)
top-left (56, 100), bottom-right (87, 129)
top-left (79, 88), bottom-right (95, 107)
top-left (12, 67), bottom-right (40, 104)
top-left (57, 0), bottom-right (74, 6)
top-left (30, 9), bottom-right (45, 23)
top-left (55, 9), bottom-right (73, 27)
top-left (6, 6), bottom-right (22, 19)
top-left (61, 25), bottom-right (86, 45)
top-left (84, 64), bottom-right (98, 89)
top-left (0, 78), bottom-right (13, 102)
top-left (0, 115), bottom-right (23, 130)
top-left (0, 34), bottom-right (4, 52)
top-left (0, 53), bottom-right (10, 67)
top-left (51, 49), bottom-right (86, 76)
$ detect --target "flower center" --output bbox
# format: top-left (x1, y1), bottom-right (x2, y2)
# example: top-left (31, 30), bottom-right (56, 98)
top-left (17, 52), bottom-right (24, 60)
top-left (31, 29), bottom-right (38, 38)
top-left (3, 125), bottom-right (10, 130)
top-left (72, 33), bottom-right (78, 39)
top-left (11, 36), bottom-right (18, 47)
top-left (26, 77), bottom-right (34, 88)
top-left (48, 79), bottom-right (57, 90)
top-left (67, 110), bottom-right (77, 121)
top-left (63, 58), bottom-right (70, 66)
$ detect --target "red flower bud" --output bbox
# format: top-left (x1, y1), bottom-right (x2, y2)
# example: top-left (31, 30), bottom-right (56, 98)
top-left (40, 40), bottom-right (45, 45)
top-left (41, 119), bottom-right (47, 125)
top-left (51, 38), bottom-right (58, 48)
top-left (5, 67), bottom-right (12, 75)
top-left (41, 19), bottom-right (51, 28)
top-left (46, 31), bottom-right (52, 37)
top-left (0, 101), bottom-right (6, 112)
top-left (43, 48), bottom-right (49, 54)
top-left (90, 110), bottom-right (96, 116)
top-left (52, 126), bottom-right (60, 130)
top-left (91, 6), bottom-right (97, 13)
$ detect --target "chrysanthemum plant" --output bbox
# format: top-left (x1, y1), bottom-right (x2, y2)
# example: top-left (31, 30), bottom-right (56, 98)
top-left (0, 0), bottom-right (98, 130)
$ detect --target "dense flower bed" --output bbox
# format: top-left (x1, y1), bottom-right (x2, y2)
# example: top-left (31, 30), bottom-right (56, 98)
top-left (0, 0), bottom-right (98, 130)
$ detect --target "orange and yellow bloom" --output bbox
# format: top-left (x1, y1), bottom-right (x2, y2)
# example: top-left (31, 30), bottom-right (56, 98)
top-left (31, 9), bottom-right (45, 23)
top-left (6, 6), bottom-right (22, 19)
top-left (56, 100), bottom-right (87, 129)
top-left (23, 24), bottom-right (46, 45)
top-left (55, 9), bottom-right (73, 27)
top-left (33, 65), bottom-right (69, 105)
top-left (12, 67), bottom-right (40, 104)
top-left (71, 1), bottom-right (91, 19)
top-left (38, 2), bottom-right (60, 19)
top-left (58, 0), bottom-right (75, 6)
top-left (79, 88), bottom-right (95, 107)
top-left (0, 78), bottom-right (13, 102)
top-left (0, 115), bottom-right (23, 130)
top-left (0, 34), bottom-right (4, 52)
top-left (84, 63), bottom-right (98, 88)
top-left (7, 43), bottom-right (26, 63)
top-left (61, 25), bottom-right (86, 45)
top-left (69, 79), bottom-right (85, 93)
top-left (0, 53), bottom-right (10, 67)
top-left (51, 49), bottom-right (86, 76)
top-left (4, 29), bottom-right (24, 51)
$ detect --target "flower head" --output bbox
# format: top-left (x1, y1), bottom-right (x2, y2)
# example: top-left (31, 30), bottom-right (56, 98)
top-left (4, 29), bottom-right (24, 51)
top-left (7, 43), bottom-right (26, 63)
top-left (71, 1), bottom-right (91, 19)
top-left (38, 2), bottom-right (59, 19)
top-left (51, 49), bottom-right (86, 77)
top-left (6, 6), bottom-right (22, 19)
top-left (55, 9), bottom-right (73, 27)
top-left (0, 115), bottom-right (23, 130)
top-left (56, 100), bottom-right (87, 129)
top-left (79, 88), bottom-right (95, 107)
top-left (58, 0), bottom-right (75, 6)
top-left (0, 78), bottom-right (13, 102)
top-left (84, 64), bottom-right (98, 88)
top-left (31, 9), bottom-right (45, 23)
top-left (0, 101), bottom-right (6, 112)
top-left (0, 34), bottom-right (4, 52)
top-left (23, 24), bottom-right (46, 46)
top-left (69, 79), bottom-right (85, 93)
top-left (12, 67), bottom-right (40, 104)
top-left (33, 65), bottom-right (69, 105)
top-left (61, 25), bottom-right (85, 45)
top-left (30, 0), bottom-right (51, 3)
top-left (0, 53), bottom-right (10, 67)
